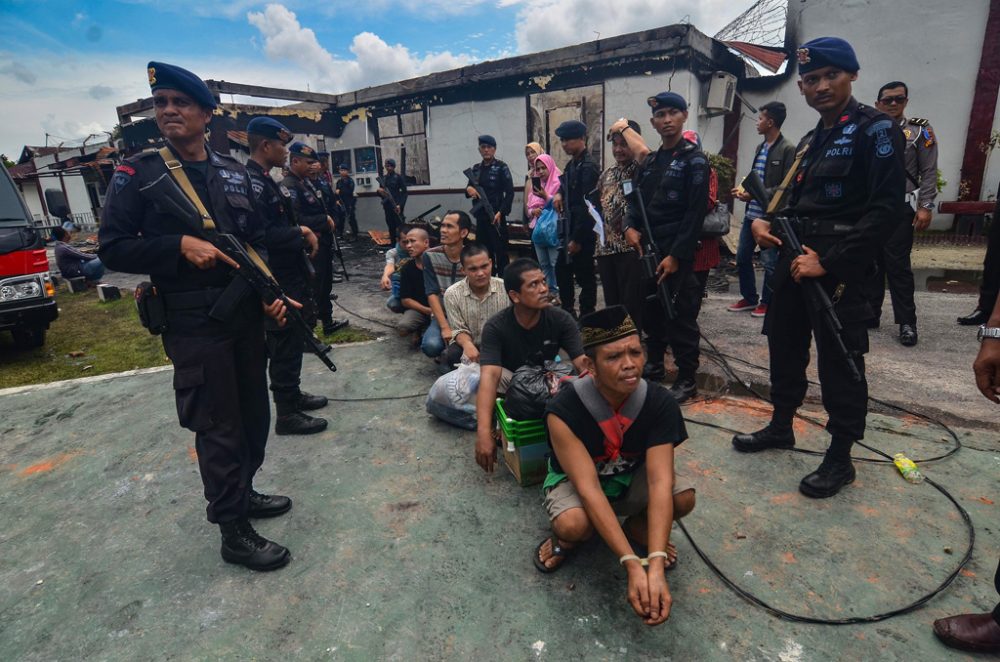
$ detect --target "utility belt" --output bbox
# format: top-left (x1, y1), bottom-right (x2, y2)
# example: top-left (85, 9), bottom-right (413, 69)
top-left (134, 280), bottom-right (252, 335)
top-left (786, 217), bottom-right (854, 239)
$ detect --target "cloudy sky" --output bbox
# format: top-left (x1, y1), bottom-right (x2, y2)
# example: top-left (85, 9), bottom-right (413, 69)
top-left (0, 0), bottom-right (747, 159)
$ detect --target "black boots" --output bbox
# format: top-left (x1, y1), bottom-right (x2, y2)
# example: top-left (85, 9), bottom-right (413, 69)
top-left (275, 391), bottom-right (328, 435)
top-left (668, 377), bottom-right (697, 403)
top-left (799, 455), bottom-right (856, 498)
top-left (219, 519), bottom-right (290, 571)
top-left (899, 324), bottom-right (918, 347)
top-left (296, 391), bottom-right (328, 411)
top-left (958, 309), bottom-right (989, 326)
top-left (732, 425), bottom-right (796, 453)
top-left (248, 489), bottom-right (292, 518)
top-left (323, 319), bottom-right (349, 334)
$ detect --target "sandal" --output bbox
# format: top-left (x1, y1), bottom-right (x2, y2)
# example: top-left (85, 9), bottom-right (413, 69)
top-left (533, 535), bottom-right (573, 574)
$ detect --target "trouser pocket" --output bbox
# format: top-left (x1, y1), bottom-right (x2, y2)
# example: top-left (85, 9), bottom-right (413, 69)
top-left (173, 365), bottom-right (214, 432)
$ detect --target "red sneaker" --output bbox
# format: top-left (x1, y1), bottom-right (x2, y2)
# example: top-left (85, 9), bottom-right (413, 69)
top-left (727, 299), bottom-right (756, 312)
top-left (751, 303), bottom-right (768, 318)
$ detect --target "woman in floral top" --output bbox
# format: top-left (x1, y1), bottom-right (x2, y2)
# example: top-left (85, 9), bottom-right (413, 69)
top-left (597, 120), bottom-right (647, 332)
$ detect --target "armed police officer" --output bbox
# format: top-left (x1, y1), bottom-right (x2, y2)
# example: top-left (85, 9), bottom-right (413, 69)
top-left (733, 38), bottom-right (905, 499)
top-left (623, 92), bottom-right (708, 403)
top-left (335, 163), bottom-right (358, 241)
top-left (465, 135), bottom-right (515, 275)
top-left (99, 62), bottom-right (294, 572)
top-left (245, 118), bottom-right (331, 436)
top-left (378, 157), bottom-right (408, 239)
top-left (552, 120), bottom-right (600, 319)
top-left (864, 80), bottom-right (939, 346)
top-left (282, 143), bottom-right (348, 336)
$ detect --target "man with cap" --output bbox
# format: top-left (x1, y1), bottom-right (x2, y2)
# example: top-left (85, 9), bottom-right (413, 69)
top-left (378, 158), bottom-right (408, 239)
top-left (623, 92), bottom-right (709, 402)
top-left (245, 117), bottom-right (331, 436)
top-left (552, 120), bottom-right (600, 319)
top-left (282, 142), bottom-right (349, 336)
top-left (864, 80), bottom-right (939, 346)
top-left (99, 62), bottom-right (294, 571)
top-left (335, 163), bottom-right (359, 241)
top-left (465, 135), bottom-right (515, 275)
top-left (735, 37), bottom-right (905, 498)
top-left (534, 305), bottom-right (696, 627)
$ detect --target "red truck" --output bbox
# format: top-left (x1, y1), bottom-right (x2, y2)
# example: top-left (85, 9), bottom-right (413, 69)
top-left (0, 165), bottom-right (57, 348)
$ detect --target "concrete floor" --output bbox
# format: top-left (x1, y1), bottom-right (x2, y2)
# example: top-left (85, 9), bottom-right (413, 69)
top-left (3, 239), bottom-right (1000, 660)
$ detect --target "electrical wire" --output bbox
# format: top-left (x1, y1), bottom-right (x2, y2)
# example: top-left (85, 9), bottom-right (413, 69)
top-left (672, 332), bottom-right (975, 624)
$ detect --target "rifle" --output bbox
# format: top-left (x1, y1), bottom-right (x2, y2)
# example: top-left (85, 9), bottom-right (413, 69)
top-left (139, 172), bottom-right (337, 372)
top-left (462, 168), bottom-right (502, 240)
top-left (557, 172), bottom-right (572, 265)
top-left (741, 171), bottom-right (862, 383)
top-left (622, 179), bottom-right (677, 321)
top-left (376, 174), bottom-right (405, 227)
top-left (331, 230), bottom-right (349, 282)
top-left (409, 204), bottom-right (441, 224)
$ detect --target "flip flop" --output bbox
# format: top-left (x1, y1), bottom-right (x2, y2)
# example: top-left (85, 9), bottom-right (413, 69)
top-left (533, 535), bottom-right (573, 574)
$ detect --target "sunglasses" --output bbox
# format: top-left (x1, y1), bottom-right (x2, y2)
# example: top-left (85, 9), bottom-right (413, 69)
top-left (879, 95), bottom-right (907, 105)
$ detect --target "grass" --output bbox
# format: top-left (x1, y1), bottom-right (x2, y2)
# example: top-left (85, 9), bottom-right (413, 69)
top-left (0, 288), bottom-right (377, 390)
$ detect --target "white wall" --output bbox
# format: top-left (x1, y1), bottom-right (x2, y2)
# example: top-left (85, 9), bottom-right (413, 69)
top-left (427, 98), bottom-right (526, 189)
top-left (18, 180), bottom-right (44, 220)
top-left (736, 0), bottom-right (995, 228)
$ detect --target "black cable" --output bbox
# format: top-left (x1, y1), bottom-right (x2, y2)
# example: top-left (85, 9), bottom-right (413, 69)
top-left (333, 299), bottom-right (399, 330)
top-left (671, 331), bottom-right (975, 624)
top-left (326, 393), bottom-right (425, 402)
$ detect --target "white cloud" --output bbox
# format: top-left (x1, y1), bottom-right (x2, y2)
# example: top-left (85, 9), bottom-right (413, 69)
top-left (247, 4), bottom-right (475, 92)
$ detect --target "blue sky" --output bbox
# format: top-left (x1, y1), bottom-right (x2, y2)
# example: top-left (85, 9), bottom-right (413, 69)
top-left (0, 0), bottom-right (746, 157)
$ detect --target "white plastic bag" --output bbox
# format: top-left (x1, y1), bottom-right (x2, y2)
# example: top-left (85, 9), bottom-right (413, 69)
top-left (425, 361), bottom-right (481, 430)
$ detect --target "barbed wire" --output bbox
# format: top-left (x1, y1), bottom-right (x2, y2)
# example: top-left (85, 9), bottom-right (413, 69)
top-left (714, 0), bottom-right (788, 48)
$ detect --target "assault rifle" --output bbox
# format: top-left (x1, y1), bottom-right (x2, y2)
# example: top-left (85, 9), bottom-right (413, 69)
top-left (462, 168), bottom-right (502, 240)
top-left (741, 171), bottom-right (862, 382)
top-left (376, 174), bottom-right (405, 228)
top-left (622, 180), bottom-right (677, 320)
top-left (139, 172), bottom-right (337, 372)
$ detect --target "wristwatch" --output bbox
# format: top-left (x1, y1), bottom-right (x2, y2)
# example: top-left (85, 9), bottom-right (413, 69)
top-left (920, 202), bottom-right (934, 210)
top-left (977, 325), bottom-right (1000, 341)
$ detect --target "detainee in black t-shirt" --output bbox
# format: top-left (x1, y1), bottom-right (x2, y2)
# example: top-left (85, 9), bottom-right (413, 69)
top-left (534, 306), bottom-right (696, 627)
top-left (475, 259), bottom-right (587, 473)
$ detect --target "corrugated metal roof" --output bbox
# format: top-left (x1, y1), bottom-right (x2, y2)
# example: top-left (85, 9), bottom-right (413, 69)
top-left (724, 40), bottom-right (787, 73)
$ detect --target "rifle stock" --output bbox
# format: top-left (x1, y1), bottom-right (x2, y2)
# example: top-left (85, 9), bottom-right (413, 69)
top-left (463, 168), bottom-right (502, 240)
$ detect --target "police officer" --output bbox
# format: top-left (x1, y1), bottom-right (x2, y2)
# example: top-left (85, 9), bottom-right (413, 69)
top-left (465, 135), bottom-right (514, 275)
top-left (863, 80), bottom-right (938, 346)
top-left (552, 120), bottom-right (600, 318)
top-left (733, 38), bottom-right (905, 498)
top-left (99, 62), bottom-right (292, 571)
top-left (335, 164), bottom-right (358, 241)
top-left (378, 158), bottom-right (407, 239)
top-left (623, 93), bottom-right (708, 403)
top-left (245, 118), bottom-right (330, 436)
top-left (309, 154), bottom-right (345, 285)
top-left (282, 143), bottom-right (348, 336)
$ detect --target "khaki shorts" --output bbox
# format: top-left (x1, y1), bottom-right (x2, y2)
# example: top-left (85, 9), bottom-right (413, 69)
top-left (543, 467), bottom-right (694, 521)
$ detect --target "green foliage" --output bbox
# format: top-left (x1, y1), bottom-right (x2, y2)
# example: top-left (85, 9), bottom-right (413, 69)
top-left (936, 169), bottom-right (947, 194)
top-left (707, 152), bottom-right (735, 197)
top-left (1, 154), bottom-right (15, 169)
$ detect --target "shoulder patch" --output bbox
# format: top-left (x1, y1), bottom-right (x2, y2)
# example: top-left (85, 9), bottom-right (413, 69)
top-left (865, 118), bottom-right (895, 136)
top-left (909, 117), bottom-right (929, 126)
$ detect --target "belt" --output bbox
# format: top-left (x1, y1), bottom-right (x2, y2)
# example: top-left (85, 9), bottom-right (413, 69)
top-left (792, 218), bottom-right (854, 238)
top-left (162, 287), bottom-right (225, 311)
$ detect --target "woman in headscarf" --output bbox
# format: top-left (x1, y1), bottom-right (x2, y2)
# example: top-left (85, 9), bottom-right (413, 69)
top-left (526, 153), bottom-right (563, 303)
top-left (522, 142), bottom-right (544, 221)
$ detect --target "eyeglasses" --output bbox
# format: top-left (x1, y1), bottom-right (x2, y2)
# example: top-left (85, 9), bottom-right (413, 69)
top-left (879, 95), bottom-right (907, 105)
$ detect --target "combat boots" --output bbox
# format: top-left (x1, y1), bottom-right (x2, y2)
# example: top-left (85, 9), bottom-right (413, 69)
top-left (799, 455), bottom-right (856, 498)
top-left (732, 425), bottom-right (796, 453)
top-left (219, 519), bottom-right (290, 571)
top-left (275, 411), bottom-right (328, 435)
top-left (248, 489), bottom-right (292, 518)
top-left (295, 391), bottom-right (328, 411)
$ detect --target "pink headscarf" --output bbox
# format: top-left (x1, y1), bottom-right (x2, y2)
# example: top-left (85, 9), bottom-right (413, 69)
top-left (526, 153), bottom-right (562, 214)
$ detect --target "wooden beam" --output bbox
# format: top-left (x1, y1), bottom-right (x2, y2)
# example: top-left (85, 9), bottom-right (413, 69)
top-left (205, 80), bottom-right (340, 105)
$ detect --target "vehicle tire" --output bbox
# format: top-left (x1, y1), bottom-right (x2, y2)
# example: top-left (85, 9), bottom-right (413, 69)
top-left (12, 327), bottom-right (45, 349)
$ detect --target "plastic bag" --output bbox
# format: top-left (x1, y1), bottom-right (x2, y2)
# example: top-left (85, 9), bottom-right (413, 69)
top-left (531, 200), bottom-right (560, 248)
top-left (425, 361), bottom-right (481, 430)
top-left (503, 360), bottom-right (573, 420)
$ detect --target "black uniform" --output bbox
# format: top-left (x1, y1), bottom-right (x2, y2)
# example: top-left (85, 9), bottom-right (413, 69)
top-left (98, 146), bottom-right (270, 524)
top-left (282, 172), bottom-right (334, 328)
top-left (624, 139), bottom-right (709, 381)
top-left (466, 159), bottom-right (514, 274)
top-left (768, 98), bottom-right (905, 447)
top-left (335, 174), bottom-right (358, 238)
top-left (556, 152), bottom-right (601, 317)
top-left (247, 160), bottom-right (314, 416)
top-left (380, 171), bottom-right (408, 238)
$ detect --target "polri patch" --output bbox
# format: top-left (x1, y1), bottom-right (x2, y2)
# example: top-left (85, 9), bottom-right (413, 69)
top-left (824, 182), bottom-right (844, 199)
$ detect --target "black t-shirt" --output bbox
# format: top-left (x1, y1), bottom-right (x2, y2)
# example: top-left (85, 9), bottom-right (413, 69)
top-left (398, 259), bottom-right (428, 307)
top-left (479, 306), bottom-right (583, 372)
top-left (545, 379), bottom-right (687, 477)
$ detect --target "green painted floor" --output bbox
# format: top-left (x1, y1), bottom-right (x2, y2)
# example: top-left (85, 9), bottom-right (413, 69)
top-left (1, 341), bottom-right (998, 661)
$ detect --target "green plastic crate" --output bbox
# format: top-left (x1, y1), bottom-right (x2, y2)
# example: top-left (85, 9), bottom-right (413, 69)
top-left (495, 398), bottom-right (547, 447)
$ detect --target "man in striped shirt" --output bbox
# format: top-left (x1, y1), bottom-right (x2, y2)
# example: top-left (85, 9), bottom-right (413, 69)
top-left (443, 243), bottom-right (510, 368)
top-left (422, 211), bottom-right (471, 358)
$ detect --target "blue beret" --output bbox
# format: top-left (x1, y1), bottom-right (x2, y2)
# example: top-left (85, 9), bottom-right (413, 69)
top-left (147, 61), bottom-right (216, 110)
top-left (477, 135), bottom-right (496, 147)
top-left (647, 92), bottom-right (687, 113)
top-left (554, 120), bottom-right (587, 140)
top-left (385, 158), bottom-right (396, 167)
top-left (797, 37), bottom-right (860, 74)
top-left (338, 163), bottom-right (349, 170)
top-left (246, 117), bottom-right (292, 143)
top-left (288, 142), bottom-right (318, 160)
